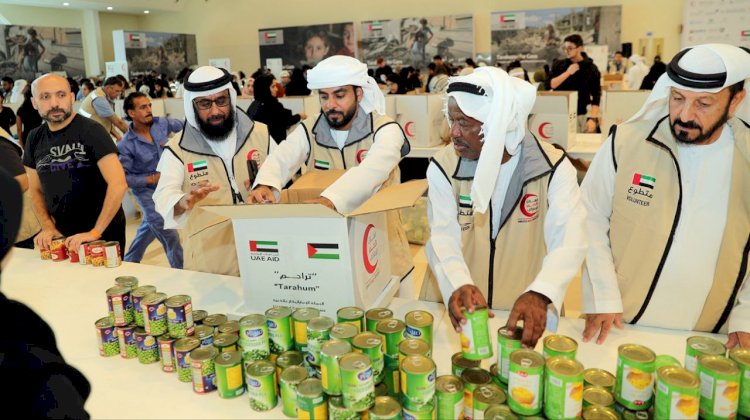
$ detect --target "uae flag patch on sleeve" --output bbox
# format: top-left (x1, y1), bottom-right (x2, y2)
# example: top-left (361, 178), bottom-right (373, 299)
top-left (187, 160), bottom-right (208, 172)
top-left (307, 243), bottom-right (339, 260)
top-left (632, 173), bottom-right (655, 189)
top-left (314, 159), bottom-right (331, 170)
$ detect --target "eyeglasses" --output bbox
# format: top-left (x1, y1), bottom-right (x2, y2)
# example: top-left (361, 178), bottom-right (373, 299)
top-left (193, 95), bottom-right (230, 110)
top-left (563, 45), bottom-right (581, 52)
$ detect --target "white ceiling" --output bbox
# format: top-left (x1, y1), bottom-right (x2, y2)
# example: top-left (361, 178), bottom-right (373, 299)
top-left (0, 0), bottom-right (187, 15)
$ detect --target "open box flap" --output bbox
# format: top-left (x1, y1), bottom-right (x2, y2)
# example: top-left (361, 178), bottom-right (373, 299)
top-left (345, 179), bottom-right (427, 217)
top-left (201, 202), bottom-right (342, 220)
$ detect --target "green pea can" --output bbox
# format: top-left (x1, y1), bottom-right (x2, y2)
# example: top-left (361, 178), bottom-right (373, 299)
top-left (544, 356), bottom-right (584, 419)
top-left (353, 332), bottom-right (385, 384)
top-left (275, 350), bottom-right (305, 383)
top-left (292, 307), bottom-right (320, 352)
top-left (114, 275), bottom-right (139, 290)
top-left (131, 285), bottom-right (156, 327)
top-left (306, 316), bottom-right (334, 366)
top-left (117, 323), bottom-right (137, 359)
top-left (398, 338), bottom-right (431, 365)
top-left (195, 325), bottom-right (214, 348)
top-left (401, 396), bottom-right (435, 419)
top-left (330, 322), bottom-right (359, 344)
top-left (369, 395), bottom-right (401, 420)
top-left (507, 349), bottom-right (544, 416)
top-left (366, 308), bottom-right (393, 333)
top-left (697, 355), bottom-right (740, 420)
top-left (95, 317), bottom-right (119, 357)
top-left (106, 286), bottom-right (134, 326)
top-left (583, 386), bottom-right (616, 408)
top-left (584, 368), bottom-right (617, 391)
top-left (405, 310), bottom-right (433, 351)
top-left (383, 357), bottom-right (400, 399)
top-left (729, 348), bottom-right (750, 417)
top-left (280, 365), bottom-right (307, 417)
top-left (340, 352), bottom-right (376, 411)
top-left (246, 360), bottom-right (278, 411)
top-left (213, 332), bottom-right (239, 353)
top-left (193, 309), bottom-right (208, 325)
top-left (297, 378), bottom-right (328, 419)
top-left (473, 383), bottom-right (507, 419)
top-left (376, 318), bottom-right (406, 358)
top-left (142, 292), bottom-right (168, 336)
top-left (654, 366), bottom-right (699, 419)
top-left (320, 339), bottom-right (351, 395)
top-left (265, 306), bottom-right (294, 355)
top-left (452, 352), bottom-right (481, 378)
top-left (218, 320), bottom-right (240, 336)
top-left (400, 354), bottom-right (436, 406)
top-left (484, 404), bottom-right (518, 419)
top-left (329, 395), bottom-right (359, 420)
top-left (462, 367), bottom-right (493, 419)
top-left (615, 344), bottom-right (656, 410)
top-left (543, 334), bottom-right (578, 359)
top-left (655, 354), bottom-right (681, 370)
top-left (174, 337), bottom-right (200, 382)
top-left (239, 314), bottom-right (270, 362)
top-left (460, 306), bottom-right (493, 360)
top-left (436, 375), bottom-right (464, 420)
top-left (135, 327), bottom-right (159, 364)
top-left (203, 313), bottom-right (228, 333)
top-left (337, 306), bottom-right (365, 333)
top-left (582, 405), bottom-right (621, 420)
top-left (215, 350), bottom-right (245, 398)
top-left (190, 346), bottom-right (217, 393)
top-left (496, 326), bottom-right (523, 383)
top-left (165, 294), bottom-right (194, 338)
top-left (157, 333), bottom-right (177, 372)
top-left (685, 336), bottom-right (725, 373)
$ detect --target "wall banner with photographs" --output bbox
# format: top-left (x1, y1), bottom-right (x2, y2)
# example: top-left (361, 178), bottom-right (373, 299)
top-left (0, 24), bottom-right (85, 81)
top-left (258, 22), bottom-right (356, 70)
top-left (359, 15), bottom-right (473, 70)
top-left (113, 30), bottom-right (198, 77)
top-left (491, 7), bottom-right (621, 72)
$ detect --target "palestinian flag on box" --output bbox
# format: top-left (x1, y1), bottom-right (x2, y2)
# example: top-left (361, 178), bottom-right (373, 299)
top-left (459, 194), bottom-right (472, 209)
top-left (307, 243), bottom-right (339, 260)
top-left (632, 173), bottom-right (655, 189)
top-left (500, 13), bottom-right (516, 23)
top-left (369, 21), bottom-right (383, 31)
top-left (249, 240), bottom-right (278, 254)
top-left (187, 160), bottom-right (207, 172)
top-left (314, 159), bottom-right (331, 170)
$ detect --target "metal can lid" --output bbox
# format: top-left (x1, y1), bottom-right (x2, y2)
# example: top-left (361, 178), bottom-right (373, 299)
top-left (687, 336), bottom-right (726, 356)
top-left (353, 331), bottom-right (382, 349)
top-left (165, 294), bottom-right (191, 307)
top-left (246, 360), bottom-right (276, 377)
top-left (141, 292), bottom-right (168, 305)
top-left (105, 285), bottom-right (130, 296)
top-left (115, 276), bottom-right (139, 288)
top-left (214, 350), bottom-right (242, 366)
top-left (509, 349), bottom-right (545, 369)
top-left (195, 325), bottom-right (214, 338)
top-left (370, 396), bottom-right (401, 417)
top-left (330, 323), bottom-right (358, 339)
top-left (213, 333), bottom-right (239, 347)
top-left (203, 314), bottom-right (228, 326)
top-left (483, 404), bottom-right (518, 420)
top-left (131, 285), bottom-right (157, 298)
top-left (192, 310), bottom-right (208, 322)
top-left (399, 338), bottom-right (430, 356)
top-left (490, 363), bottom-right (499, 377)
top-left (157, 334), bottom-right (176, 344)
top-left (321, 339), bottom-right (352, 357)
top-left (276, 350), bottom-right (305, 368)
top-left (280, 365), bottom-right (308, 383)
top-left (405, 310), bottom-right (433, 327)
top-left (699, 355), bottom-right (740, 375)
top-left (190, 346), bottom-right (218, 361)
top-left (544, 334), bottom-right (578, 353)
top-left (118, 323), bottom-right (136, 332)
top-left (103, 241), bottom-right (119, 247)
top-left (95, 317), bottom-right (114, 328)
top-left (452, 352), bottom-right (481, 368)
top-left (337, 306), bottom-right (365, 320)
top-left (436, 375), bottom-right (464, 393)
top-left (729, 347), bottom-right (750, 367)
top-left (376, 318), bottom-right (405, 334)
top-left (474, 383), bottom-right (507, 405)
top-left (134, 327), bottom-right (148, 336)
top-left (583, 368), bottom-right (616, 388)
top-left (582, 386), bottom-right (615, 407)
top-left (307, 316), bottom-right (335, 332)
top-left (365, 307), bottom-right (393, 321)
top-left (265, 306), bottom-right (292, 319)
top-left (618, 344), bottom-right (656, 363)
top-left (401, 354), bottom-right (435, 374)
top-left (546, 356), bottom-right (584, 377)
top-left (239, 314), bottom-right (265, 328)
top-left (497, 326), bottom-right (523, 341)
top-left (297, 377), bottom-right (323, 398)
top-left (218, 320), bottom-right (240, 334)
top-left (461, 367), bottom-right (492, 385)
top-left (582, 405), bottom-right (621, 420)
top-left (292, 307), bottom-right (320, 321)
top-left (657, 366), bottom-right (700, 389)
top-left (174, 337), bottom-right (200, 352)
top-left (340, 353), bottom-right (372, 371)
top-left (328, 395), bottom-right (347, 409)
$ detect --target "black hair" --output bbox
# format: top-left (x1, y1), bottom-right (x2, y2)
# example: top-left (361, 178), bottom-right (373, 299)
top-left (614, 51), bottom-right (623, 55)
top-left (563, 34), bottom-right (584, 47)
top-left (123, 92), bottom-right (148, 121)
top-left (1, 77), bottom-right (12, 85)
top-left (103, 76), bottom-right (124, 87)
top-left (433, 55), bottom-right (442, 61)
top-left (728, 81), bottom-right (744, 100)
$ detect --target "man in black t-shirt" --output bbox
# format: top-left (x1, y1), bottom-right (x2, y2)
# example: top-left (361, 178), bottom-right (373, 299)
top-left (0, 99), bottom-right (15, 134)
top-left (23, 73), bottom-right (128, 256)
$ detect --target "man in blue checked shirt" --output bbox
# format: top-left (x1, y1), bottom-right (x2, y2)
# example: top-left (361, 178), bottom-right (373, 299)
top-left (118, 92), bottom-right (184, 268)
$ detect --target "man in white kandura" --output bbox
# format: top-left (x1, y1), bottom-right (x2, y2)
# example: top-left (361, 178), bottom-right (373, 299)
top-left (419, 67), bottom-right (587, 347)
top-left (581, 44), bottom-right (750, 348)
top-left (250, 55), bottom-right (413, 279)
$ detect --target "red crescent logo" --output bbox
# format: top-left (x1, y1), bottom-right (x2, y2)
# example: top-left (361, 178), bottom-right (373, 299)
top-left (247, 149), bottom-right (260, 162)
top-left (404, 121), bottom-right (415, 138)
top-left (520, 193), bottom-right (539, 217)
top-left (538, 122), bottom-right (552, 140)
top-left (356, 149), bottom-right (368, 163)
top-left (362, 224), bottom-right (378, 274)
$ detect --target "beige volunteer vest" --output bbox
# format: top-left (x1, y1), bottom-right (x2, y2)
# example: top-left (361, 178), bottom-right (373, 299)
top-left (610, 116), bottom-right (750, 333)
top-left (304, 109), bottom-right (413, 278)
top-left (78, 87), bottom-right (113, 134)
top-left (420, 134), bottom-right (565, 310)
top-left (165, 110), bottom-right (271, 276)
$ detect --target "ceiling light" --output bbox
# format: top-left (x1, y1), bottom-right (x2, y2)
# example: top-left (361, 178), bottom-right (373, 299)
top-left (144, 10), bottom-right (150, 14)
top-left (63, 2), bottom-right (69, 5)
top-left (106, 6), bottom-right (113, 10)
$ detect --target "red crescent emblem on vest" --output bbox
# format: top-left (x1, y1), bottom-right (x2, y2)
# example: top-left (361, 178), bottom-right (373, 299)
top-left (520, 193), bottom-right (539, 217)
top-left (362, 224), bottom-right (378, 274)
top-left (247, 149), bottom-right (260, 162)
top-left (356, 149), bottom-right (368, 163)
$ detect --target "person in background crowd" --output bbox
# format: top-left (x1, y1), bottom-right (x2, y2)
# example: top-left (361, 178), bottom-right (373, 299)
top-left (0, 99), bottom-right (15, 135)
top-left (274, 78), bottom-right (285, 98)
top-left (151, 79), bottom-right (170, 98)
top-left (81, 81), bottom-right (94, 99)
top-left (15, 87), bottom-right (42, 149)
top-left (640, 55), bottom-right (667, 90)
top-left (335, 23), bottom-right (356, 57)
top-left (607, 51), bottom-right (627, 74)
top-left (533, 68), bottom-right (547, 91)
top-left (386, 73), bottom-right (407, 94)
top-left (507, 60), bottom-right (530, 82)
top-left (76, 78), bottom-right (90, 101)
top-left (66, 77), bottom-right (79, 100)
top-left (1, 77), bottom-right (14, 103)
top-left (279, 70), bottom-right (291, 87)
top-left (230, 73), bottom-right (242, 97)
top-left (10, 79), bottom-right (27, 103)
top-left (24, 73), bottom-right (127, 257)
top-left (78, 76), bottom-right (129, 141)
top-left (465, 58), bottom-right (477, 69)
top-left (247, 73), bottom-right (306, 142)
top-left (118, 92), bottom-right (184, 268)
top-left (581, 44), bottom-right (750, 348)
top-left (626, 54), bottom-right (649, 90)
top-left (303, 31), bottom-right (330, 66)
top-left (374, 57), bottom-right (393, 85)
top-left (284, 68), bottom-right (311, 96)
top-left (398, 66), bottom-right (419, 92)
top-left (174, 67), bottom-right (192, 98)
top-left (0, 126), bottom-right (40, 249)
top-left (427, 63), bottom-right (450, 94)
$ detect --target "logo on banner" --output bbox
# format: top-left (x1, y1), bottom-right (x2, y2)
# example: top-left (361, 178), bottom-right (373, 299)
top-left (307, 243), bottom-right (339, 260)
top-left (249, 240), bottom-right (280, 261)
top-left (369, 22), bottom-right (383, 32)
top-left (356, 149), bottom-right (368, 164)
top-left (626, 172), bottom-right (655, 207)
top-left (362, 224), bottom-right (379, 275)
top-left (537, 122), bottom-right (554, 140)
top-left (518, 193), bottom-right (539, 223)
top-left (314, 159), bottom-right (331, 170)
top-left (259, 29), bottom-right (284, 46)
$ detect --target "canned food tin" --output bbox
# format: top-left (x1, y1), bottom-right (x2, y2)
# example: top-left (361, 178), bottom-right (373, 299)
top-left (131, 285), bottom-right (156, 328)
top-left (77, 242), bottom-right (90, 265)
top-left (292, 307), bottom-right (320, 351)
top-left (103, 241), bottom-right (121, 267)
top-left (383, 358), bottom-right (400, 399)
top-left (375, 381), bottom-right (389, 397)
top-left (194, 325), bottom-right (214, 348)
top-left (265, 306), bottom-right (294, 354)
top-left (320, 339), bottom-right (352, 395)
top-left (157, 334), bottom-right (177, 372)
top-left (39, 246), bottom-right (51, 260)
top-left (106, 286), bottom-right (134, 326)
top-left (218, 320), bottom-right (240, 336)
top-left (400, 354), bottom-right (436, 405)
top-left (50, 236), bottom-right (67, 261)
top-left (544, 356), bottom-right (584, 419)
top-left (452, 352), bottom-right (481, 378)
top-left (405, 310), bottom-right (433, 351)
top-left (583, 386), bottom-right (616, 408)
top-left (615, 344), bottom-right (656, 410)
top-left (460, 306), bottom-right (493, 360)
top-left (616, 404), bottom-right (651, 420)
top-left (117, 323), bottom-right (137, 359)
top-left (68, 247), bottom-right (79, 263)
top-left (114, 275), bottom-right (138, 289)
top-left (543, 334), bottom-right (578, 359)
top-left (685, 336), bottom-right (726, 373)
top-left (95, 317), bottom-right (119, 357)
top-left (584, 368), bottom-right (617, 391)
top-left (437, 375), bottom-right (464, 420)
top-left (135, 327), bottom-right (159, 364)
top-left (192, 309), bottom-right (208, 325)
top-left (174, 337), bottom-right (200, 382)
top-left (401, 396), bottom-right (435, 419)
top-left (582, 405), bottom-right (621, 420)
top-left (462, 367), bottom-right (493, 419)
top-left (214, 351), bottom-right (245, 398)
top-left (213, 333), bottom-right (239, 353)
top-left (337, 306), bottom-right (365, 333)
top-left (507, 349), bottom-right (545, 416)
top-left (654, 354), bottom-right (681, 370)
top-left (142, 292), bottom-right (168, 336)
top-left (89, 240), bottom-right (106, 266)
top-left (483, 404), bottom-right (518, 420)
top-left (329, 395), bottom-right (359, 420)
top-left (473, 384), bottom-right (507, 419)
top-left (369, 395), bottom-right (401, 420)
top-left (239, 314), bottom-right (270, 362)
top-left (297, 377), bottom-right (328, 419)
top-left (728, 348), bottom-right (750, 417)
top-left (190, 346), bottom-right (217, 393)
top-left (165, 294), bottom-right (194, 338)
top-left (246, 360), bottom-right (277, 411)
top-left (306, 316), bottom-right (334, 366)
top-left (654, 366), bottom-right (699, 420)
top-left (353, 332), bottom-right (385, 385)
top-left (697, 355), bottom-right (740, 420)
top-left (399, 338), bottom-right (431, 365)
top-left (366, 308), bottom-right (393, 333)
top-left (276, 350), bottom-right (305, 382)
top-left (376, 318), bottom-right (406, 358)
top-left (203, 313), bottom-right (228, 332)
top-left (330, 322), bottom-right (359, 344)
top-left (340, 352), bottom-right (376, 411)
top-left (280, 365), bottom-right (307, 417)
top-left (496, 326), bottom-right (523, 384)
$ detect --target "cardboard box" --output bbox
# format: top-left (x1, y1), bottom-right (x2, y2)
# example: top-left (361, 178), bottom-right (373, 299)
top-left (395, 94), bottom-right (446, 148)
top-left (528, 91), bottom-right (578, 150)
top-left (203, 173), bottom-right (427, 316)
top-left (600, 90), bottom-right (651, 139)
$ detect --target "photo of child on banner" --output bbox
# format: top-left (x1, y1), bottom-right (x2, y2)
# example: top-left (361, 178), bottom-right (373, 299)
top-left (258, 23), bottom-right (355, 70)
